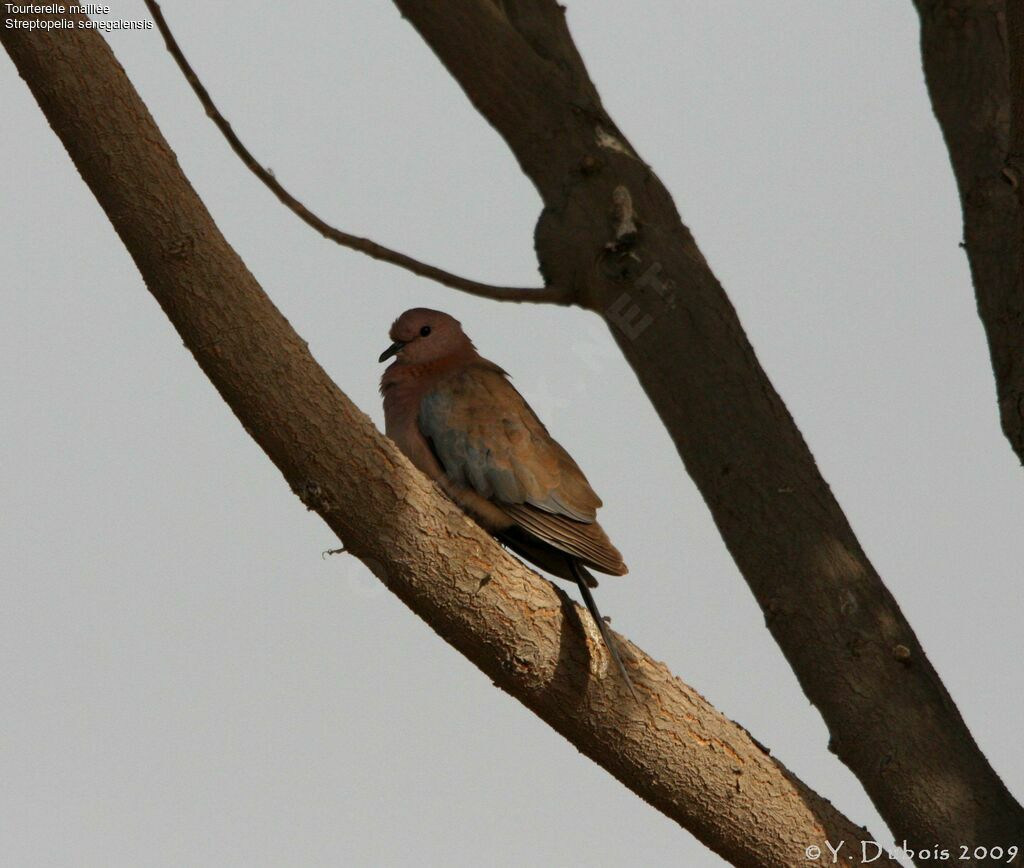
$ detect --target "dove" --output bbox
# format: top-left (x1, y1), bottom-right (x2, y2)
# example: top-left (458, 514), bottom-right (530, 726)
top-left (379, 308), bottom-right (636, 698)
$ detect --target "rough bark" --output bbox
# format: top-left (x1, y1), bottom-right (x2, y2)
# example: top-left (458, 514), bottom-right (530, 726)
top-left (913, 0), bottom-right (1024, 466)
top-left (0, 11), bottom-right (898, 866)
top-left (390, 0), bottom-right (1024, 855)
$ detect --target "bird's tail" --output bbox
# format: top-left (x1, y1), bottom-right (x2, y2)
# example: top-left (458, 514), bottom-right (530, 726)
top-left (568, 559), bottom-right (640, 702)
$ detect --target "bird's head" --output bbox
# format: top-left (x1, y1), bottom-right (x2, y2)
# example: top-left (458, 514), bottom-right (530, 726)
top-left (378, 308), bottom-right (473, 365)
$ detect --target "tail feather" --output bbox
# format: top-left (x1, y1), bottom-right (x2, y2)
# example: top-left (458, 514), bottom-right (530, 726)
top-left (568, 559), bottom-right (640, 702)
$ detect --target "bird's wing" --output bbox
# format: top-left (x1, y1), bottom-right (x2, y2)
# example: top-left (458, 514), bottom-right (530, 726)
top-left (419, 364), bottom-right (599, 518)
top-left (419, 364), bottom-right (626, 575)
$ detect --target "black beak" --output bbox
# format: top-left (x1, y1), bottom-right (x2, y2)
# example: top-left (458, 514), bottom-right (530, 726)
top-left (378, 340), bottom-right (406, 363)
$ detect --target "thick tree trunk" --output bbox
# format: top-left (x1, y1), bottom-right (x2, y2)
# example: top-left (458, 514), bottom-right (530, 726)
top-left (390, 0), bottom-right (1024, 855)
top-left (913, 0), bottom-right (1024, 468)
top-left (0, 10), bottom-right (895, 866)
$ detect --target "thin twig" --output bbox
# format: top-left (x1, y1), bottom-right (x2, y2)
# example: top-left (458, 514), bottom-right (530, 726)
top-left (142, 0), bottom-right (566, 305)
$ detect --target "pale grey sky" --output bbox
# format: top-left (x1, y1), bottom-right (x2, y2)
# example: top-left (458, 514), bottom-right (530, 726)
top-left (2, 2), bottom-right (1022, 866)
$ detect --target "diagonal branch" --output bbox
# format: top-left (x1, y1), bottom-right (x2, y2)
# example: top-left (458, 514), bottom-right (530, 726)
top-left (913, 0), bottom-right (1024, 466)
top-left (391, 0), bottom-right (1024, 852)
top-left (142, 0), bottom-right (566, 305)
top-left (0, 11), bottom-right (898, 866)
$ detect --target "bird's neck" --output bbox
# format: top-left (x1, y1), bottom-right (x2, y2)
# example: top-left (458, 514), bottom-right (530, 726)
top-left (382, 347), bottom-right (483, 390)
top-left (380, 350), bottom-right (474, 438)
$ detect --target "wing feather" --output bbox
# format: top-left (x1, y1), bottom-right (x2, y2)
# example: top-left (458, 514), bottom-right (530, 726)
top-left (419, 364), bottom-right (626, 576)
top-left (504, 504), bottom-right (627, 576)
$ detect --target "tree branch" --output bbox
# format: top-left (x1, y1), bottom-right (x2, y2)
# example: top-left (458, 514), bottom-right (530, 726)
top-left (913, 0), bottom-right (1024, 466)
top-left (1, 10), bottom-right (895, 866)
top-left (391, 0), bottom-right (1024, 851)
top-left (140, 0), bottom-right (565, 306)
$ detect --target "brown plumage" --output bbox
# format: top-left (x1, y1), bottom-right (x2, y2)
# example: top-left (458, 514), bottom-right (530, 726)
top-left (379, 308), bottom-right (636, 697)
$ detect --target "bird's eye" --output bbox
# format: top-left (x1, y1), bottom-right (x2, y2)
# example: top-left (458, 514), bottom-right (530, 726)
top-left (420, 326), bottom-right (432, 337)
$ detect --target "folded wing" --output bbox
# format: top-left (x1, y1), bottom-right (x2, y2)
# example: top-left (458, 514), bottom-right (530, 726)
top-left (419, 364), bottom-right (626, 576)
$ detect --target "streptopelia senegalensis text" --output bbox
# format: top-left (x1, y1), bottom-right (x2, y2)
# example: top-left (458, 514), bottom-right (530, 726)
top-left (379, 308), bottom-right (636, 698)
